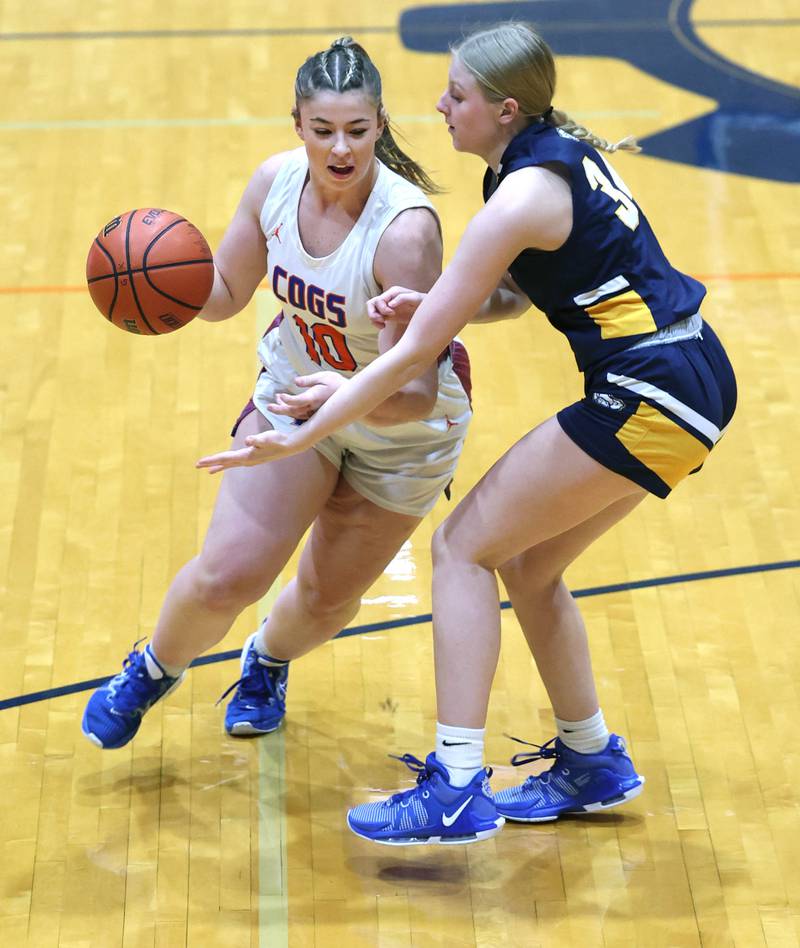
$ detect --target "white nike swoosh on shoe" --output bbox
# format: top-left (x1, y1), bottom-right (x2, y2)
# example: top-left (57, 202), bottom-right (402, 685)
top-left (442, 795), bottom-right (473, 827)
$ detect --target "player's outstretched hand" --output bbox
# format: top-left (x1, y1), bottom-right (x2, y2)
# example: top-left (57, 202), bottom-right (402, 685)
top-left (268, 371), bottom-right (344, 420)
top-left (367, 286), bottom-right (425, 328)
top-left (196, 429), bottom-right (303, 474)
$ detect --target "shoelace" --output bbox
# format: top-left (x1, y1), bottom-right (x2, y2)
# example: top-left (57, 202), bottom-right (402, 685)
top-left (215, 655), bottom-right (284, 707)
top-left (503, 735), bottom-right (565, 790)
top-left (382, 753), bottom-right (493, 806)
top-left (106, 639), bottom-right (158, 710)
top-left (385, 753), bottom-right (433, 805)
top-left (504, 734), bottom-right (559, 768)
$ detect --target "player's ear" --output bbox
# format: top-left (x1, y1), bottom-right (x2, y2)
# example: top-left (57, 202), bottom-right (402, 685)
top-left (292, 107), bottom-right (305, 141)
top-left (376, 106), bottom-right (388, 139)
top-left (498, 98), bottom-right (520, 126)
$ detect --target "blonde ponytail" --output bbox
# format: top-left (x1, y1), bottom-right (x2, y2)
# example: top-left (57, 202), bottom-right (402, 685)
top-left (548, 107), bottom-right (641, 154)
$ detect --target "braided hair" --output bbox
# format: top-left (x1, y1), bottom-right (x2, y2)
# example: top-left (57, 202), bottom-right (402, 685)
top-left (294, 37), bottom-right (442, 193)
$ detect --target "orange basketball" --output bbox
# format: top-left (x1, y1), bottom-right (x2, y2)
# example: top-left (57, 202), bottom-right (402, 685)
top-left (86, 209), bottom-right (214, 334)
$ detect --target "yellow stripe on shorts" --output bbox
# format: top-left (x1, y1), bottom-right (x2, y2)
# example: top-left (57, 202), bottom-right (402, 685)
top-left (614, 401), bottom-right (710, 488)
top-left (586, 289), bottom-right (658, 339)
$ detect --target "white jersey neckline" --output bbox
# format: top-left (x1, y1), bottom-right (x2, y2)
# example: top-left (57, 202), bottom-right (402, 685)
top-left (290, 151), bottom-right (385, 267)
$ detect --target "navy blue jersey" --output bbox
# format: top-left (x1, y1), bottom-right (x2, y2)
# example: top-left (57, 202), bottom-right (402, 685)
top-left (484, 123), bottom-right (706, 372)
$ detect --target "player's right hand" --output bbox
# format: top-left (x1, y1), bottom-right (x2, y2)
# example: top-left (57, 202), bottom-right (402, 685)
top-left (367, 286), bottom-right (426, 328)
top-left (196, 428), bottom-right (303, 473)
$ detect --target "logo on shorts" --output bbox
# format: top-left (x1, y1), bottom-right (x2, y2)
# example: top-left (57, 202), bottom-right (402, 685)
top-left (593, 392), bottom-right (625, 411)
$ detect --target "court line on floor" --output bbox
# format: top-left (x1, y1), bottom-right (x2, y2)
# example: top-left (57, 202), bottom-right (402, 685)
top-left (255, 567), bottom-right (286, 948)
top-left (1, 273), bottom-right (799, 298)
top-left (0, 26), bottom-right (395, 41)
top-left (2, 556), bottom-right (798, 712)
top-left (0, 18), bottom-right (795, 42)
top-left (0, 109), bottom-right (661, 132)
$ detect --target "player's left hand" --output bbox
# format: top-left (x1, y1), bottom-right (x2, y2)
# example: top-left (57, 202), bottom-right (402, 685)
top-left (368, 286), bottom-right (425, 328)
top-left (196, 428), bottom-right (305, 474)
top-left (268, 371), bottom-right (344, 420)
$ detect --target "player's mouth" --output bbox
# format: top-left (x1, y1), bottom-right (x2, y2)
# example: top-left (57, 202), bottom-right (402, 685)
top-left (328, 164), bottom-right (355, 178)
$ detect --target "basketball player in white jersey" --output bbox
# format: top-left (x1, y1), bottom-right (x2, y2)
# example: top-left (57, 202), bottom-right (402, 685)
top-left (81, 37), bottom-right (472, 749)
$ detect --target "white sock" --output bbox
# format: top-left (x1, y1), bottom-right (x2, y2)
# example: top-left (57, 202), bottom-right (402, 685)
top-left (436, 722), bottom-right (485, 787)
top-left (556, 709), bottom-right (609, 754)
top-left (253, 625), bottom-right (289, 666)
top-left (145, 643), bottom-right (185, 679)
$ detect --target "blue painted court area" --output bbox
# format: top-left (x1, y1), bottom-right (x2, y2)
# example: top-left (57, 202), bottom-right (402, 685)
top-left (4, 4), bottom-right (798, 182)
top-left (399, 0), bottom-right (800, 182)
top-left (2, 558), bottom-right (798, 712)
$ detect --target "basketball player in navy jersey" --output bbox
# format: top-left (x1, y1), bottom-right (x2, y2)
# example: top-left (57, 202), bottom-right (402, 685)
top-left (81, 38), bottom-right (472, 750)
top-left (198, 23), bottom-right (737, 845)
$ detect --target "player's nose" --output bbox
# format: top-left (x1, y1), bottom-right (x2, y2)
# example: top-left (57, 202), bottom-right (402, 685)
top-left (331, 134), bottom-right (351, 157)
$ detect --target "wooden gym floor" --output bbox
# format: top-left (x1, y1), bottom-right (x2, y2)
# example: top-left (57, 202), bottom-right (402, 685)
top-left (1, 1), bottom-right (799, 945)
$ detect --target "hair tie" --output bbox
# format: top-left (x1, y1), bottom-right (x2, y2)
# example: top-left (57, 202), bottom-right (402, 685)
top-left (542, 106), bottom-right (554, 122)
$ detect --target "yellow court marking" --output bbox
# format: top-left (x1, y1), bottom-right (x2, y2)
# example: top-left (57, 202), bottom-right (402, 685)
top-left (255, 293), bottom-right (288, 948)
top-left (257, 586), bottom-right (288, 948)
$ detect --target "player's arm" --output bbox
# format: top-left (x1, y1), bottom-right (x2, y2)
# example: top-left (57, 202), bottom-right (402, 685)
top-left (198, 152), bottom-right (288, 322)
top-left (469, 269), bottom-right (531, 323)
top-left (198, 166), bottom-right (571, 470)
top-left (368, 269), bottom-right (528, 327)
top-left (361, 206), bottom-right (443, 426)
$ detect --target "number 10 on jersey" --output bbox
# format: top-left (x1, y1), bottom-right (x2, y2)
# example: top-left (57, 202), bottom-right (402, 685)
top-left (293, 315), bottom-right (357, 372)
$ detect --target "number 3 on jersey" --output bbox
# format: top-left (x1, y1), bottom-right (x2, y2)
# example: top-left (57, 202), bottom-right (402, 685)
top-left (582, 156), bottom-right (640, 231)
top-left (293, 315), bottom-right (357, 372)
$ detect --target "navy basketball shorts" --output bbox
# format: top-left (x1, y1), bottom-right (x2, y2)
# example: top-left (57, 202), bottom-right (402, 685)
top-left (557, 320), bottom-right (737, 498)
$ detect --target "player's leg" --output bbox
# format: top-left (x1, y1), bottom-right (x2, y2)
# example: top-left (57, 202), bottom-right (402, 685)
top-left (430, 417), bottom-right (645, 726)
top-left (267, 480), bottom-right (421, 655)
top-left (347, 417), bottom-right (644, 844)
top-left (223, 336), bottom-right (472, 738)
top-left (224, 478), bottom-right (421, 735)
top-left (490, 494), bottom-right (646, 822)
top-left (82, 409), bottom-right (340, 748)
top-left (151, 411), bottom-right (339, 665)
top-left (497, 493), bottom-right (643, 721)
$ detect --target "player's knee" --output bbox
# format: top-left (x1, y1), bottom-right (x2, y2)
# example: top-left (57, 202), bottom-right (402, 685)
top-left (433, 519), bottom-right (494, 570)
top-left (499, 554), bottom-right (564, 598)
top-left (432, 519), bottom-right (461, 564)
top-left (191, 559), bottom-right (265, 613)
top-left (296, 575), bottom-right (357, 623)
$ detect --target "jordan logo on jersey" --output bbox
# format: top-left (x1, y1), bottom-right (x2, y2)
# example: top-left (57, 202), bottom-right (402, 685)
top-left (266, 223), bottom-right (284, 244)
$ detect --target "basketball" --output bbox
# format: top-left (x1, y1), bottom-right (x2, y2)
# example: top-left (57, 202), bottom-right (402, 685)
top-left (85, 208), bottom-right (214, 334)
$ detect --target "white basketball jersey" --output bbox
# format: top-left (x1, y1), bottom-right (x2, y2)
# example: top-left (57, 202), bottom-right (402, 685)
top-left (258, 147), bottom-right (436, 377)
top-left (259, 147), bottom-right (435, 374)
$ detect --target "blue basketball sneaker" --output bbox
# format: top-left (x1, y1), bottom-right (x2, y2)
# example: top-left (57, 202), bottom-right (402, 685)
top-left (81, 641), bottom-right (185, 749)
top-left (494, 734), bottom-right (645, 822)
top-left (222, 632), bottom-right (288, 736)
top-left (347, 752), bottom-right (505, 846)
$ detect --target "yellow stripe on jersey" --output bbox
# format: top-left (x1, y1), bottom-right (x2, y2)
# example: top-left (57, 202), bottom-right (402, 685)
top-left (614, 402), bottom-right (710, 488)
top-left (585, 289), bottom-right (657, 339)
